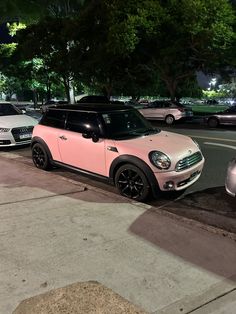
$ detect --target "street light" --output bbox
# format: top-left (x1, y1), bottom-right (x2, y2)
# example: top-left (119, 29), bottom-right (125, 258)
top-left (209, 78), bottom-right (217, 90)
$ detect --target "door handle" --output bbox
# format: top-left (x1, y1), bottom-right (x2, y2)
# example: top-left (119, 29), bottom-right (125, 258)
top-left (59, 135), bottom-right (67, 140)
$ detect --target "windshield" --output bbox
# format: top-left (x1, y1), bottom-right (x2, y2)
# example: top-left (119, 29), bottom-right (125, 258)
top-left (101, 109), bottom-right (160, 140)
top-left (0, 103), bottom-right (22, 116)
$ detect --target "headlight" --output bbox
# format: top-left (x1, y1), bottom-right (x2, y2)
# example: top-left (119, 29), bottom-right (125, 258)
top-left (149, 151), bottom-right (171, 170)
top-left (192, 138), bottom-right (200, 148)
top-left (0, 128), bottom-right (10, 133)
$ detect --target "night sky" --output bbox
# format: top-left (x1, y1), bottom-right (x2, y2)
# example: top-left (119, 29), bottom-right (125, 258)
top-left (0, 23), bottom-right (13, 44)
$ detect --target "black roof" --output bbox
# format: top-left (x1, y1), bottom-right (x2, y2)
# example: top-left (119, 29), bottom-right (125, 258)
top-left (48, 103), bottom-right (133, 113)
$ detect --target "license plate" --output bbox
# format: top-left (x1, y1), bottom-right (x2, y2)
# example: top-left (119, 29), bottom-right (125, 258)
top-left (19, 133), bottom-right (32, 139)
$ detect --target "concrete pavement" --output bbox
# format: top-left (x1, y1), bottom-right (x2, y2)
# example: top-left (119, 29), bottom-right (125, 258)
top-left (0, 153), bottom-right (236, 314)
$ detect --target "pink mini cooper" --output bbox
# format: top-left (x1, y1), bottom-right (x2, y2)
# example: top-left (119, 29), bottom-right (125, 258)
top-left (31, 104), bottom-right (204, 201)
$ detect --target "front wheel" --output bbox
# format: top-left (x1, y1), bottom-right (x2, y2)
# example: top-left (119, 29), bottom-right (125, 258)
top-left (32, 143), bottom-right (52, 170)
top-left (165, 115), bottom-right (175, 125)
top-left (115, 164), bottom-right (150, 201)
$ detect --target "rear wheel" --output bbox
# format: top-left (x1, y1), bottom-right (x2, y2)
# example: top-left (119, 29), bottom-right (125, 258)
top-left (208, 117), bottom-right (219, 128)
top-left (165, 115), bottom-right (175, 125)
top-left (115, 164), bottom-right (150, 201)
top-left (32, 143), bottom-right (52, 170)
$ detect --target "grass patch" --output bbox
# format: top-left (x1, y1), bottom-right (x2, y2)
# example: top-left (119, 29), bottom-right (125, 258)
top-left (191, 105), bottom-right (229, 116)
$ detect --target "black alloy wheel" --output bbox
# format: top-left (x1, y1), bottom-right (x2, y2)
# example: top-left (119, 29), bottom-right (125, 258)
top-left (115, 164), bottom-right (150, 201)
top-left (208, 117), bottom-right (219, 128)
top-left (32, 143), bottom-right (51, 170)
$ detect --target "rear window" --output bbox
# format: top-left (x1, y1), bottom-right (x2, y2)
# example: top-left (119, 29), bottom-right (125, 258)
top-left (66, 111), bottom-right (100, 134)
top-left (40, 110), bottom-right (66, 129)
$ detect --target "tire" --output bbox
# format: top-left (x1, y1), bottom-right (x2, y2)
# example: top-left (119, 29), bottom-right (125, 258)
top-left (32, 143), bottom-right (52, 170)
top-left (208, 117), bottom-right (219, 128)
top-left (165, 115), bottom-right (175, 125)
top-left (115, 164), bottom-right (150, 201)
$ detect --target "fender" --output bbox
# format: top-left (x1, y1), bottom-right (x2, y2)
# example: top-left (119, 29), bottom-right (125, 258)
top-left (31, 136), bottom-right (53, 161)
top-left (109, 155), bottom-right (160, 198)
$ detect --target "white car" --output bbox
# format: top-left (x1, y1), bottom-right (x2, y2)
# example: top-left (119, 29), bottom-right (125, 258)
top-left (0, 102), bottom-right (38, 147)
top-left (225, 157), bottom-right (236, 197)
top-left (139, 100), bottom-right (193, 125)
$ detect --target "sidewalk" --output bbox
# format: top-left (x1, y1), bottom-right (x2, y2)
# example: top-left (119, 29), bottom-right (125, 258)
top-left (0, 155), bottom-right (236, 314)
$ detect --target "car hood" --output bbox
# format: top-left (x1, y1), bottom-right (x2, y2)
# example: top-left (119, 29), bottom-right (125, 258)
top-left (0, 114), bottom-right (38, 128)
top-left (115, 130), bottom-right (201, 171)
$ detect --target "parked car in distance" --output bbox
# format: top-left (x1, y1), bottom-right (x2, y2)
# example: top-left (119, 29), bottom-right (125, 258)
top-left (41, 100), bottom-right (68, 112)
top-left (31, 104), bottom-right (204, 201)
top-left (225, 157), bottom-right (236, 197)
top-left (77, 95), bottom-right (123, 104)
top-left (138, 100), bottom-right (193, 125)
top-left (0, 102), bottom-right (38, 147)
top-left (205, 105), bottom-right (236, 128)
top-left (77, 95), bottom-right (110, 103)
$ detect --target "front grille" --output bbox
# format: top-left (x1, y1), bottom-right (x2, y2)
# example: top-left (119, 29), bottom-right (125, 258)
top-left (11, 126), bottom-right (34, 142)
top-left (176, 152), bottom-right (202, 172)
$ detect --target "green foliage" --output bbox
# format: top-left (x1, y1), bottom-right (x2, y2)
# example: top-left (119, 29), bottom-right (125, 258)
top-left (0, 0), bottom-right (236, 100)
top-left (105, 0), bottom-right (235, 99)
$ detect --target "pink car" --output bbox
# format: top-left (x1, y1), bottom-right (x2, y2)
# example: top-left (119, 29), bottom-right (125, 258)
top-left (31, 104), bottom-right (204, 201)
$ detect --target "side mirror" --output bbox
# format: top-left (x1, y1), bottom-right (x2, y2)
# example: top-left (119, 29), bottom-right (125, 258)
top-left (92, 133), bottom-right (99, 143)
top-left (82, 133), bottom-right (92, 139)
top-left (82, 132), bottom-right (99, 143)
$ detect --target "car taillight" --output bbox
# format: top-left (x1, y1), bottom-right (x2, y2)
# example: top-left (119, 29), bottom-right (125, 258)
top-left (177, 107), bottom-right (185, 112)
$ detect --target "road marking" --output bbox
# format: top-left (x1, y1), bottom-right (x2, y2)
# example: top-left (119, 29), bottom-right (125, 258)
top-left (190, 135), bottom-right (236, 143)
top-left (204, 142), bottom-right (236, 150)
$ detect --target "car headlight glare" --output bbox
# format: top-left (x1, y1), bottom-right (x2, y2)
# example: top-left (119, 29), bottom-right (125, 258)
top-left (0, 128), bottom-right (10, 133)
top-left (149, 151), bottom-right (171, 170)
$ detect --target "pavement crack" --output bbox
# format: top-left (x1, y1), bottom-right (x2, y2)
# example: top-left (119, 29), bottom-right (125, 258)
top-left (186, 287), bottom-right (236, 313)
top-left (0, 188), bottom-right (88, 207)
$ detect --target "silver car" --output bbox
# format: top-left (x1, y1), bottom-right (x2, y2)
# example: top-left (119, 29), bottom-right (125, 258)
top-left (138, 100), bottom-right (193, 125)
top-left (206, 105), bottom-right (236, 128)
top-left (225, 157), bottom-right (236, 197)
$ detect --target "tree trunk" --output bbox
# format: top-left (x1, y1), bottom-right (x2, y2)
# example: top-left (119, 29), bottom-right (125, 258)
top-left (164, 78), bottom-right (177, 101)
top-left (32, 89), bottom-right (38, 109)
top-left (63, 76), bottom-right (70, 103)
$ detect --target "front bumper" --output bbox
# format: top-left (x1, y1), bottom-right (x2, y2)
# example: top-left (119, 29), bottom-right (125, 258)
top-left (0, 128), bottom-right (33, 147)
top-left (154, 158), bottom-right (205, 191)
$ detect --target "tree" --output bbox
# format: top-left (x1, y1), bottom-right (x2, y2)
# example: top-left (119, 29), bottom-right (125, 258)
top-left (105, 0), bottom-right (235, 100)
top-left (14, 17), bottom-right (80, 102)
top-left (0, 0), bottom-right (85, 23)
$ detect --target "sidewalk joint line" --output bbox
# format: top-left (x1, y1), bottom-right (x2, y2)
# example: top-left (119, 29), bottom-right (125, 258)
top-left (0, 188), bottom-right (87, 207)
top-left (186, 287), bottom-right (236, 314)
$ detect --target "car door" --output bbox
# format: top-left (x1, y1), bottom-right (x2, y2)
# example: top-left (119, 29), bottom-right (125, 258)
top-left (140, 101), bottom-right (163, 120)
top-left (220, 107), bottom-right (236, 125)
top-left (57, 111), bottom-right (106, 176)
top-left (39, 109), bottom-right (67, 161)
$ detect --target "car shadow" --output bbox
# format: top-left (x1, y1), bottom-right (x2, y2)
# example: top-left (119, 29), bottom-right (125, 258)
top-left (149, 186), bottom-right (236, 232)
top-left (129, 186), bottom-right (236, 280)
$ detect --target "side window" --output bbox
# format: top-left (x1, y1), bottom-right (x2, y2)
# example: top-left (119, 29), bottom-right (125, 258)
top-left (40, 110), bottom-right (66, 129)
top-left (66, 112), bottom-right (100, 134)
top-left (164, 102), bottom-right (171, 108)
top-left (151, 102), bottom-right (161, 108)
